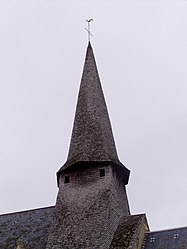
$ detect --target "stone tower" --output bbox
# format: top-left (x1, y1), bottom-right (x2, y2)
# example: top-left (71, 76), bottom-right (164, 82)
top-left (46, 42), bottom-right (130, 249)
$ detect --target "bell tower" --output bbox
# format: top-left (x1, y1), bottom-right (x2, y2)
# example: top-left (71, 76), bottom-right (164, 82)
top-left (46, 42), bottom-right (130, 249)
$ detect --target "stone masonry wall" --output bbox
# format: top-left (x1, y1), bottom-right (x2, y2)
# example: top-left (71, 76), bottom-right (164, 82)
top-left (109, 214), bottom-right (149, 249)
top-left (46, 164), bottom-right (130, 249)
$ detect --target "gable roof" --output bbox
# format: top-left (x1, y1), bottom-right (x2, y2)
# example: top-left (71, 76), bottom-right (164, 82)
top-left (57, 42), bottom-right (130, 184)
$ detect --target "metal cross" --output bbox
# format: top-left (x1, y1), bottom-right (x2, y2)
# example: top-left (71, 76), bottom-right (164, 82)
top-left (85, 19), bottom-right (93, 42)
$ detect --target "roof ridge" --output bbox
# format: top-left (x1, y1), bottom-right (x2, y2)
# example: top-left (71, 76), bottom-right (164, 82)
top-left (147, 225), bottom-right (187, 233)
top-left (0, 205), bottom-right (54, 216)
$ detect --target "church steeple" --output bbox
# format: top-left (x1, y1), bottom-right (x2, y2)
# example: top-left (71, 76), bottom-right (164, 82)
top-left (57, 42), bottom-right (130, 185)
top-left (47, 42), bottom-right (131, 249)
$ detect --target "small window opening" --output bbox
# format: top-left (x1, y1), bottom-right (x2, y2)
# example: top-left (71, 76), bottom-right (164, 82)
top-left (174, 234), bottom-right (179, 239)
top-left (150, 237), bottom-right (155, 243)
top-left (64, 175), bottom-right (70, 184)
top-left (100, 169), bottom-right (105, 177)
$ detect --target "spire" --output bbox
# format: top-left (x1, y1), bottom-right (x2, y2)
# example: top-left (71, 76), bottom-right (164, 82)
top-left (57, 42), bottom-right (130, 184)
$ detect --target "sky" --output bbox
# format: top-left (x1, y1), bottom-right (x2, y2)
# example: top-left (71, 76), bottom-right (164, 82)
top-left (0, 0), bottom-right (187, 231)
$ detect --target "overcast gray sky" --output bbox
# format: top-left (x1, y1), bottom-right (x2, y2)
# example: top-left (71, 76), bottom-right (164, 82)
top-left (0, 0), bottom-right (187, 231)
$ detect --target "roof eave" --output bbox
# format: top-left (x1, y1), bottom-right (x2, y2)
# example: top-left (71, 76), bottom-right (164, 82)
top-left (57, 160), bottom-right (130, 187)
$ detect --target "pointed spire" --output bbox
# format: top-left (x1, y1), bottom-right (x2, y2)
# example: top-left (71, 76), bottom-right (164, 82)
top-left (67, 42), bottom-right (118, 162)
top-left (58, 42), bottom-right (130, 184)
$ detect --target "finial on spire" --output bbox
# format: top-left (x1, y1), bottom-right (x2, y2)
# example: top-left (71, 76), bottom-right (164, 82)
top-left (85, 19), bottom-right (93, 42)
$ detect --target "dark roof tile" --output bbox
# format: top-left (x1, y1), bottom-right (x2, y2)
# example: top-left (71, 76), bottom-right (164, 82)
top-left (57, 42), bottom-right (130, 185)
top-left (0, 206), bottom-right (54, 249)
top-left (143, 226), bottom-right (187, 249)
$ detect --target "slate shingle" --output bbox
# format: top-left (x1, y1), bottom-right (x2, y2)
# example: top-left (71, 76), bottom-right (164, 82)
top-left (57, 42), bottom-right (130, 185)
top-left (143, 226), bottom-right (187, 249)
top-left (0, 206), bottom-right (54, 249)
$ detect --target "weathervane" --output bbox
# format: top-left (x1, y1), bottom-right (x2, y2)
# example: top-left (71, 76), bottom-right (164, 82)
top-left (85, 19), bottom-right (93, 42)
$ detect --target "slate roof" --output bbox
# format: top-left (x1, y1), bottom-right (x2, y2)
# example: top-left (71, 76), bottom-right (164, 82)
top-left (143, 226), bottom-right (187, 249)
top-left (58, 42), bottom-right (130, 184)
top-left (0, 206), bottom-right (54, 249)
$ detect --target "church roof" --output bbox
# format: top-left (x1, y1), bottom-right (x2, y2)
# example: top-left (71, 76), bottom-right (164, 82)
top-left (58, 42), bottom-right (130, 183)
top-left (143, 226), bottom-right (187, 248)
top-left (0, 206), bottom-right (54, 249)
